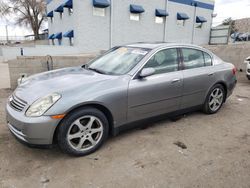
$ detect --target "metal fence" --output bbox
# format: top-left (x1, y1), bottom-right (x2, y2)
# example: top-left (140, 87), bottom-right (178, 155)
top-left (209, 25), bottom-right (230, 45)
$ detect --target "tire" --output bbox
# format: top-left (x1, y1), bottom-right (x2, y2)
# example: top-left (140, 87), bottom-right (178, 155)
top-left (57, 107), bottom-right (109, 156)
top-left (203, 84), bottom-right (225, 114)
top-left (247, 75), bottom-right (250, 80)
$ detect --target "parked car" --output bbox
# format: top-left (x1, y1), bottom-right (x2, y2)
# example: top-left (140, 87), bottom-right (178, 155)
top-left (244, 56), bottom-right (250, 80)
top-left (231, 32), bottom-right (250, 41)
top-left (6, 43), bottom-right (237, 156)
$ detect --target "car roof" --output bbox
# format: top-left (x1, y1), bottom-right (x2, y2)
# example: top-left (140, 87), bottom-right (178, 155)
top-left (125, 42), bottom-right (205, 50)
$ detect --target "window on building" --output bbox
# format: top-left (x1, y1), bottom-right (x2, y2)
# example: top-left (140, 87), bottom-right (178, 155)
top-left (203, 52), bottom-right (212, 66)
top-left (130, 13), bottom-right (140, 21)
top-left (63, 0), bottom-right (73, 15)
top-left (196, 16), bottom-right (207, 28)
top-left (144, 48), bottom-right (179, 75)
top-left (177, 12), bottom-right (189, 26)
top-left (155, 9), bottom-right (168, 24)
top-left (182, 48), bottom-right (205, 69)
top-left (155, 17), bottom-right (164, 24)
top-left (196, 23), bottom-right (202, 28)
top-left (93, 7), bottom-right (105, 17)
top-left (130, 4), bottom-right (144, 21)
top-left (58, 39), bottom-right (62, 46)
top-left (68, 8), bottom-right (73, 15)
top-left (69, 38), bottom-right (74, 46)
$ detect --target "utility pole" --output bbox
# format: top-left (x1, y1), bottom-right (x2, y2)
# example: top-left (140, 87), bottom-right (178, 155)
top-left (5, 24), bottom-right (9, 44)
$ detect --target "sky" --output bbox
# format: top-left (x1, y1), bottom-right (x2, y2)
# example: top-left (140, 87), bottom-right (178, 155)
top-left (0, 0), bottom-right (250, 38)
top-left (213, 0), bottom-right (250, 26)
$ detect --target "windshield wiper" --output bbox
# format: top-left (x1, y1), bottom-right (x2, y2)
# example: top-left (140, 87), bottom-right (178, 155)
top-left (82, 64), bottom-right (108, 75)
top-left (88, 67), bottom-right (106, 74)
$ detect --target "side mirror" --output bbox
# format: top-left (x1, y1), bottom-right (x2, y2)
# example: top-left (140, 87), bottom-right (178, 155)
top-left (139, 68), bottom-right (155, 78)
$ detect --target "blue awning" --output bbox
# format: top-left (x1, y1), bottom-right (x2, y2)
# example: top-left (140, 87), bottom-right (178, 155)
top-left (130, 4), bottom-right (145, 14)
top-left (155, 9), bottom-right (169, 17)
top-left (54, 32), bottom-right (62, 39)
top-left (54, 5), bottom-right (64, 13)
top-left (47, 11), bottom-right (53, 17)
top-left (93, 0), bottom-right (110, 8)
top-left (63, 0), bottom-right (73, 9)
top-left (48, 34), bottom-right (54, 39)
top-left (177, 12), bottom-right (189, 20)
top-left (63, 30), bottom-right (74, 38)
top-left (196, 16), bottom-right (207, 23)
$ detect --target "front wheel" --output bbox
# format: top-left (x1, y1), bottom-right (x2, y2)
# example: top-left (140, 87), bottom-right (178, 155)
top-left (203, 84), bottom-right (225, 114)
top-left (57, 108), bottom-right (109, 156)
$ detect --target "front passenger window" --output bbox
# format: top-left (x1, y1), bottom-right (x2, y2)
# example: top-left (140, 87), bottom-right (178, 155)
top-left (144, 48), bottom-right (179, 75)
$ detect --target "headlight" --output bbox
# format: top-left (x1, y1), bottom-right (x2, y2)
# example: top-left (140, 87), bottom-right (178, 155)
top-left (26, 93), bottom-right (61, 117)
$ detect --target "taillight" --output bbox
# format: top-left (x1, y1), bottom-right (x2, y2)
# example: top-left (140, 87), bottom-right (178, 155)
top-left (232, 67), bottom-right (237, 75)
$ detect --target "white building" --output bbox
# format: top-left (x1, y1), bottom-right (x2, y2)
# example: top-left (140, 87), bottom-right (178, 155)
top-left (47, 0), bottom-right (215, 53)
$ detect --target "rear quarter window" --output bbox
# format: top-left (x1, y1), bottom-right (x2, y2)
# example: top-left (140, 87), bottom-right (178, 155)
top-left (203, 52), bottom-right (212, 66)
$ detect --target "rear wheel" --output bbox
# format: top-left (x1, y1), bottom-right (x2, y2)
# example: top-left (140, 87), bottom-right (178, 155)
top-left (57, 108), bottom-right (109, 156)
top-left (203, 84), bottom-right (225, 114)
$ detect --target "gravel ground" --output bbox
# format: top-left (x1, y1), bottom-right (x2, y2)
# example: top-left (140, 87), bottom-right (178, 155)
top-left (0, 74), bottom-right (249, 188)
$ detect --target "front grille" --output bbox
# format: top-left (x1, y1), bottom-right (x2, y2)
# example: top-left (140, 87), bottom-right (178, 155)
top-left (9, 94), bottom-right (27, 112)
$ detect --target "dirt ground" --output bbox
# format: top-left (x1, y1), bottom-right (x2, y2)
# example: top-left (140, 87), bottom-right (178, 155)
top-left (0, 74), bottom-right (250, 188)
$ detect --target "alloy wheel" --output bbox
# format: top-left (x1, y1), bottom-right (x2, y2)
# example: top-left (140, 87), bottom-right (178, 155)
top-left (208, 88), bottom-right (224, 112)
top-left (67, 115), bottom-right (104, 151)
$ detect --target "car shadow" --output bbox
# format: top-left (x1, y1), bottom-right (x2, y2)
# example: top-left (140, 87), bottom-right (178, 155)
top-left (12, 110), bottom-right (204, 158)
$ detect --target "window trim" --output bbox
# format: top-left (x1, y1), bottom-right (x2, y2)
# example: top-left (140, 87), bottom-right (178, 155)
top-left (179, 48), bottom-right (213, 70)
top-left (133, 47), bottom-right (182, 79)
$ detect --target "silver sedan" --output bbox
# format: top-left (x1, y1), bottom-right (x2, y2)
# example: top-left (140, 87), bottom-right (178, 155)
top-left (6, 43), bottom-right (237, 156)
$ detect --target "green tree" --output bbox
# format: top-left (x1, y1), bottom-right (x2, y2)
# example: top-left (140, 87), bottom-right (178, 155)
top-left (0, 0), bottom-right (47, 40)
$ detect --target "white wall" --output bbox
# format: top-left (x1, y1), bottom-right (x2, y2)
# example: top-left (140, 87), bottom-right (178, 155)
top-left (0, 45), bottom-right (80, 61)
top-left (46, 0), bottom-right (214, 52)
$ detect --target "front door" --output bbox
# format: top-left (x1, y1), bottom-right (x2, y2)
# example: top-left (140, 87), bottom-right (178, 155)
top-left (127, 48), bottom-right (183, 122)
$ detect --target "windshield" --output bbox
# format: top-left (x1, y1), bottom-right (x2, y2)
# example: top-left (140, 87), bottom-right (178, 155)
top-left (86, 47), bottom-right (151, 75)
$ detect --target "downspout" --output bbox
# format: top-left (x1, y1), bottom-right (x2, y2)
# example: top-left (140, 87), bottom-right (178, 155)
top-left (109, 0), bottom-right (113, 48)
top-left (191, 2), bottom-right (197, 44)
top-left (163, 0), bottom-right (168, 42)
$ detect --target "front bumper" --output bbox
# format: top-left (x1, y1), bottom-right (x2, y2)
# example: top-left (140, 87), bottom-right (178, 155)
top-left (6, 103), bottom-right (60, 145)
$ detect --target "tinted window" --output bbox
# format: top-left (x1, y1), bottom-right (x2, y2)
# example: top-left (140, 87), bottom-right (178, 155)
top-left (182, 48), bottom-right (205, 69)
top-left (144, 48), bottom-right (179, 74)
top-left (203, 52), bottom-right (212, 66)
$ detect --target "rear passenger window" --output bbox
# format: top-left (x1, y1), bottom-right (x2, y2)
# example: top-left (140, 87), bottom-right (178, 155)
top-left (182, 48), bottom-right (205, 69)
top-left (203, 52), bottom-right (212, 66)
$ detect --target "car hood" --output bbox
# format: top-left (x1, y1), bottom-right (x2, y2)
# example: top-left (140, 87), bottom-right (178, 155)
top-left (14, 67), bottom-right (115, 104)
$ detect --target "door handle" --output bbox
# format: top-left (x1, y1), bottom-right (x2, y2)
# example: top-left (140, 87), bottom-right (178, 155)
top-left (208, 72), bottom-right (214, 76)
top-left (171, 78), bottom-right (181, 83)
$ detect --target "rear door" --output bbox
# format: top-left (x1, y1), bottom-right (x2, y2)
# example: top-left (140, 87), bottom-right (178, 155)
top-left (180, 48), bottom-right (216, 109)
top-left (127, 48), bottom-right (183, 122)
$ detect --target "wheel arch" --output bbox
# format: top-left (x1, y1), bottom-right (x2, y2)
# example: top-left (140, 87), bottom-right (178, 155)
top-left (52, 103), bottom-right (114, 144)
top-left (205, 81), bottom-right (228, 103)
